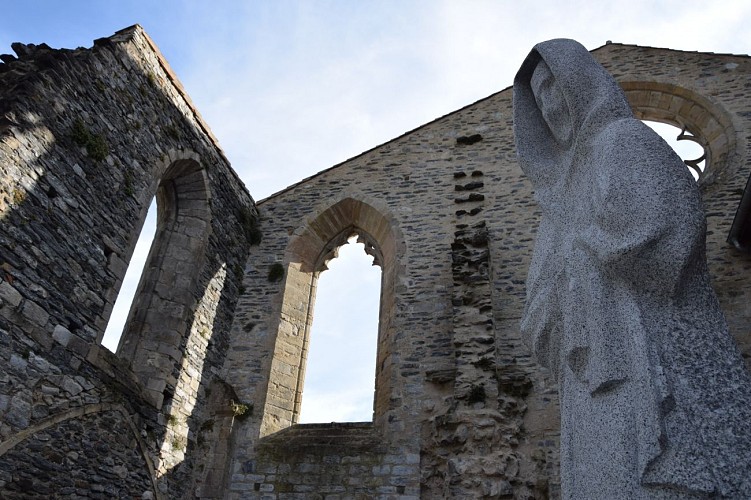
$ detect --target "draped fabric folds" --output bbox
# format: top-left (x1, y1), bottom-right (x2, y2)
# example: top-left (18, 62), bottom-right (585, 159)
top-left (514, 39), bottom-right (751, 499)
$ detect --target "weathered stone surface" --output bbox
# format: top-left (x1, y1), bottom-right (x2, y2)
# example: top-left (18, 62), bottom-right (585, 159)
top-left (1, 409), bottom-right (155, 498)
top-left (515, 38), bottom-right (751, 499)
top-left (51, 324), bottom-right (72, 346)
top-left (0, 282), bottom-right (22, 308)
top-left (0, 25), bottom-right (255, 499)
top-left (5, 393), bottom-right (31, 429)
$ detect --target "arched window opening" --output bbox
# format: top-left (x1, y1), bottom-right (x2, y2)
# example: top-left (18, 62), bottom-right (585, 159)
top-left (261, 197), bottom-right (401, 437)
top-left (644, 120), bottom-right (706, 181)
top-left (102, 197), bottom-right (157, 352)
top-left (622, 81), bottom-right (738, 185)
top-left (298, 235), bottom-right (382, 423)
top-left (102, 154), bottom-right (211, 408)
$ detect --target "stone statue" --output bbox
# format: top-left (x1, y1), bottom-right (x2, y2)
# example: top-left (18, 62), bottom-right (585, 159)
top-left (513, 39), bottom-right (751, 499)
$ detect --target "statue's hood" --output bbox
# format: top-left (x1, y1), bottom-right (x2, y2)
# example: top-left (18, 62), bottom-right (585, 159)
top-left (513, 39), bottom-right (633, 194)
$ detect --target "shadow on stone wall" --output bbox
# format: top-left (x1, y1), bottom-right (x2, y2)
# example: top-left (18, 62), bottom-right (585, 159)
top-left (0, 28), bottom-right (255, 498)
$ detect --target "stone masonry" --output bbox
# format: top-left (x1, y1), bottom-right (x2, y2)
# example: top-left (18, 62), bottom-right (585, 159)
top-left (1, 26), bottom-right (750, 499)
top-left (0, 26), bottom-right (256, 498)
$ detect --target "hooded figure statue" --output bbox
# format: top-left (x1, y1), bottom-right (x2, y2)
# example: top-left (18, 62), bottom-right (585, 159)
top-left (514, 39), bottom-right (751, 499)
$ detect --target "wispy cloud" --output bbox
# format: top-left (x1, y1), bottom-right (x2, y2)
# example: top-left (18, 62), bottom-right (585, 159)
top-left (175, 0), bottom-right (750, 199)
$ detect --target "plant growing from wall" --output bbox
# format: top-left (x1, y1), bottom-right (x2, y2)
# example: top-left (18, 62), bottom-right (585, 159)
top-left (164, 124), bottom-right (181, 140)
top-left (237, 207), bottom-right (262, 245)
top-left (122, 170), bottom-right (134, 197)
top-left (70, 118), bottom-right (109, 161)
top-left (171, 435), bottom-right (187, 451)
top-left (230, 400), bottom-right (252, 420)
top-left (71, 119), bottom-right (89, 146)
top-left (11, 188), bottom-right (26, 205)
top-left (86, 134), bottom-right (109, 161)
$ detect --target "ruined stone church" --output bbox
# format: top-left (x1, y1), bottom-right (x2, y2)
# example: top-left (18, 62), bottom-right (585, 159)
top-left (1, 25), bottom-right (749, 499)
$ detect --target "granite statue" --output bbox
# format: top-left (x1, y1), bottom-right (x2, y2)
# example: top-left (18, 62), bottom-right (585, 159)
top-left (513, 38), bottom-right (751, 499)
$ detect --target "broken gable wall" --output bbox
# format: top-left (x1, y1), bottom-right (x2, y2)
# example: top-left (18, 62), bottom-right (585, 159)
top-left (0, 26), bottom-right (255, 498)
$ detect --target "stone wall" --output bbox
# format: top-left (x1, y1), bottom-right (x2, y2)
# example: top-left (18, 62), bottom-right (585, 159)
top-left (1, 26), bottom-right (749, 500)
top-left (0, 405), bottom-right (155, 498)
top-left (0, 26), bottom-right (256, 498)
top-left (219, 71), bottom-right (543, 497)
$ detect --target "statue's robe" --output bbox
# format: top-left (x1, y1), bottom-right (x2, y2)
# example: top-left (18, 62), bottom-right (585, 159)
top-left (514, 38), bottom-right (751, 499)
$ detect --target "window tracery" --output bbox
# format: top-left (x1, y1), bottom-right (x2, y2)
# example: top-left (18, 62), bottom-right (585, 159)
top-left (622, 81), bottom-right (738, 185)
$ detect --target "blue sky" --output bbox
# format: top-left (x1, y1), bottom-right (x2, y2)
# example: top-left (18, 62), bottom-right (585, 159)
top-left (3, 1), bottom-right (749, 422)
top-left (5, 1), bottom-right (749, 199)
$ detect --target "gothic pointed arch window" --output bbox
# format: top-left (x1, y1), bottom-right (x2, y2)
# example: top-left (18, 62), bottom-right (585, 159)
top-left (260, 197), bottom-right (403, 436)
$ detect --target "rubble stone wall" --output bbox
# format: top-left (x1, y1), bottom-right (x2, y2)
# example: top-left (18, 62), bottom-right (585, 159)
top-left (0, 26), bottom-right (255, 498)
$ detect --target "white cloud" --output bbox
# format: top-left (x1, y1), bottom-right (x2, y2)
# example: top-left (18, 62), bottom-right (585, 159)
top-left (175, 0), bottom-right (750, 199)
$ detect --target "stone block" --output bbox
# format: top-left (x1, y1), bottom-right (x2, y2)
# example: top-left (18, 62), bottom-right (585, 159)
top-left (9, 353), bottom-right (28, 373)
top-left (6, 392), bottom-right (31, 428)
top-left (62, 376), bottom-right (84, 396)
top-left (21, 300), bottom-right (49, 327)
top-left (52, 324), bottom-right (73, 346)
top-left (108, 254), bottom-right (128, 277)
top-left (0, 282), bottom-right (22, 308)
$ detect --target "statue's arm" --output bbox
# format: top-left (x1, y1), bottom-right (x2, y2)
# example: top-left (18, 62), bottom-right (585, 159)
top-left (521, 222), bottom-right (564, 376)
top-left (575, 119), bottom-right (704, 285)
top-left (521, 271), bottom-right (563, 376)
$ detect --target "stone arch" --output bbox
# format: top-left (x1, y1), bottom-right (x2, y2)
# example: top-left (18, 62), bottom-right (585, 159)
top-left (621, 81), bottom-right (741, 184)
top-left (115, 149), bottom-right (212, 408)
top-left (260, 196), bottom-right (404, 436)
top-left (0, 403), bottom-right (159, 498)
